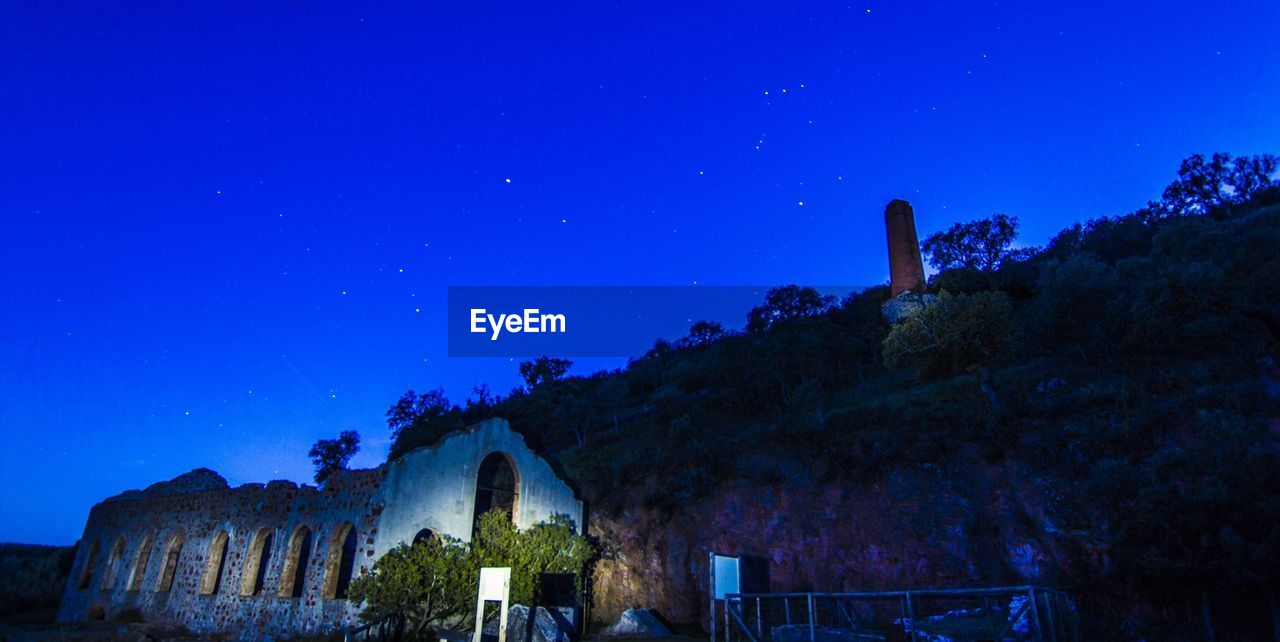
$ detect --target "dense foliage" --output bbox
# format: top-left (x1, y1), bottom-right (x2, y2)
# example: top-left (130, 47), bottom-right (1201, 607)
top-left (470, 513), bottom-right (594, 606)
top-left (348, 533), bottom-right (474, 637)
top-left (350, 512), bottom-right (592, 638)
top-left (920, 212), bottom-right (1029, 272)
top-left (381, 153), bottom-right (1280, 638)
top-left (519, 356), bottom-right (574, 390)
top-left (882, 290), bottom-right (1017, 377)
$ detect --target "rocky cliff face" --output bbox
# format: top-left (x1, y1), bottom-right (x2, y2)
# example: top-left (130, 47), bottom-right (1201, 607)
top-left (587, 460), bottom-right (1085, 629)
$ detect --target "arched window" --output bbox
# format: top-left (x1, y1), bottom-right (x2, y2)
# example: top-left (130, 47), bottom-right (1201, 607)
top-left (240, 528), bottom-right (274, 596)
top-left (278, 525), bottom-right (314, 598)
top-left (412, 529), bottom-right (436, 546)
top-left (156, 534), bottom-right (183, 592)
top-left (75, 540), bottom-right (100, 590)
top-left (100, 538), bottom-right (125, 590)
top-left (473, 452), bottom-right (519, 533)
top-left (320, 522), bottom-right (357, 599)
top-left (126, 535), bottom-right (153, 591)
top-left (199, 531), bottom-right (230, 595)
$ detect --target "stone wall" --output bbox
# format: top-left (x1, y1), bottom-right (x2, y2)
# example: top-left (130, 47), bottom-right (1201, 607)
top-left (375, 418), bottom-right (584, 558)
top-left (57, 418), bottom-right (584, 639)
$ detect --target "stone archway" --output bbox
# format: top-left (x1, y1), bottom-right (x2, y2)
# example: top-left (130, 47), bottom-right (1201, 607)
top-left (320, 522), bottom-right (357, 600)
top-left (199, 531), bottom-right (230, 595)
top-left (278, 525), bottom-right (314, 598)
top-left (472, 451), bottom-right (520, 533)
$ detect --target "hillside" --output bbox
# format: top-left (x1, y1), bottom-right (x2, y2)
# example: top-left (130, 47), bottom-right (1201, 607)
top-left (0, 544), bottom-right (74, 624)
top-left (385, 155), bottom-right (1280, 640)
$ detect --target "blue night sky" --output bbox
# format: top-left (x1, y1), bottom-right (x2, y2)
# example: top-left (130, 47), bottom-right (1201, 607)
top-left (2, 2), bottom-right (1277, 545)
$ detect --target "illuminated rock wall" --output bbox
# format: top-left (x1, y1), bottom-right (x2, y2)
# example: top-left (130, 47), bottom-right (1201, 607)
top-left (56, 418), bottom-right (584, 639)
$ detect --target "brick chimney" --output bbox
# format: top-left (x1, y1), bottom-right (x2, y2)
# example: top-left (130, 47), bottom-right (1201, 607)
top-left (884, 199), bottom-right (926, 296)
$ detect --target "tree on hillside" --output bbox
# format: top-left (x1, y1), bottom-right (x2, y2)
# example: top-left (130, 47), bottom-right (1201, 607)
top-left (920, 213), bottom-right (1028, 272)
top-left (518, 356), bottom-right (573, 390)
top-left (309, 430), bottom-right (360, 485)
top-left (465, 384), bottom-right (497, 412)
top-left (385, 388), bottom-right (469, 459)
top-left (680, 320), bottom-right (725, 348)
top-left (1155, 152), bottom-right (1278, 217)
top-left (746, 285), bottom-right (835, 332)
top-left (387, 388), bottom-right (454, 440)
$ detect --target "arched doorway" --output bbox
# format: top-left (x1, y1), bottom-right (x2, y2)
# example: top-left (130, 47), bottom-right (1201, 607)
top-left (321, 522), bottom-right (357, 600)
top-left (278, 525), bottom-right (314, 598)
top-left (100, 538), bottom-right (125, 590)
top-left (240, 528), bottom-right (274, 596)
top-left (126, 535), bottom-right (153, 591)
top-left (199, 531), bottom-right (230, 595)
top-left (472, 452), bottom-right (519, 533)
top-left (156, 534), bottom-right (183, 592)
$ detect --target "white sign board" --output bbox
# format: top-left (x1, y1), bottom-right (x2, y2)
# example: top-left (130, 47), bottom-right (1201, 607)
top-left (478, 566), bottom-right (511, 601)
top-left (712, 554), bottom-right (740, 600)
top-left (471, 567), bottom-right (512, 642)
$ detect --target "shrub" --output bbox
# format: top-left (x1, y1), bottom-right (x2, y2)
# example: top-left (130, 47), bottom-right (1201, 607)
top-left (470, 512), bottom-right (593, 606)
top-left (348, 534), bottom-right (474, 636)
top-left (348, 513), bottom-right (592, 638)
top-left (882, 290), bottom-right (1017, 376)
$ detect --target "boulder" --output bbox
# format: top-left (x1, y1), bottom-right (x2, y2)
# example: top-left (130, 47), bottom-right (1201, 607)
top-left (601, 608), bottom-right (673, 638)
top-left (482, 605), bottom-right (574, 642)
top-left (881, 291), bottom-right (936, 324)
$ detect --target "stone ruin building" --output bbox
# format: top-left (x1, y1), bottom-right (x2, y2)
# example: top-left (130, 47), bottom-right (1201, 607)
top-left (56, 418), bottom-right (584, 638)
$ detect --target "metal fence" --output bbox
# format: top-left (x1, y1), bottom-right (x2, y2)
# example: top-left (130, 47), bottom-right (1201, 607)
top-left (718, 587), bottom-right (1079, 642)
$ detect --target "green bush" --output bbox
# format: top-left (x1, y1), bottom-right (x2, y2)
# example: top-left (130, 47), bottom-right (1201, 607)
top-left (348, 512), bottom-right (592, 638)
top-left (471, 512), bottom-right (592, 605)
top-left (882, 290), bottom-right (1017, 376)
top-left (348, 533), bottom-right (475, 636)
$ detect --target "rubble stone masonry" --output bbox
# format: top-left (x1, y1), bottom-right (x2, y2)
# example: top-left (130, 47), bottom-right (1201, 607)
top-left (56, 418), bottom-right (583, 639)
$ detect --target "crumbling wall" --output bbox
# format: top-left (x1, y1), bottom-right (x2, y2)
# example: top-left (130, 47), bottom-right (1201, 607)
top-left (375, 417), bottom-right (585, 557)
top-left (56, 418), bottom-right (584, 640)
top-left (56, 467), bottom-right (382, 638)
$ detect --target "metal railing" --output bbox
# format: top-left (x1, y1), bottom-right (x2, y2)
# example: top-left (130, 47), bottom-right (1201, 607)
top-left (345, 611), bottom-right (407, 642)
top-left (719, 587), bottom-right (1079, 642)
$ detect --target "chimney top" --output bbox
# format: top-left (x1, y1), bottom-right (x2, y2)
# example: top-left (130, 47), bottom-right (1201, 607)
top-left (884, 199), bottom-right (926, 296)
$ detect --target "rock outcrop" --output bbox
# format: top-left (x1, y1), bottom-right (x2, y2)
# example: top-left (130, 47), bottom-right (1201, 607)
top-left (483, 605), bottom-right (575, 642)
top-left (600, 608), bottom-right (673, 638)
top-left (881, 290), bottom-right (936, 324)
top-left (587, 463), bottom-right (1077, 630)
